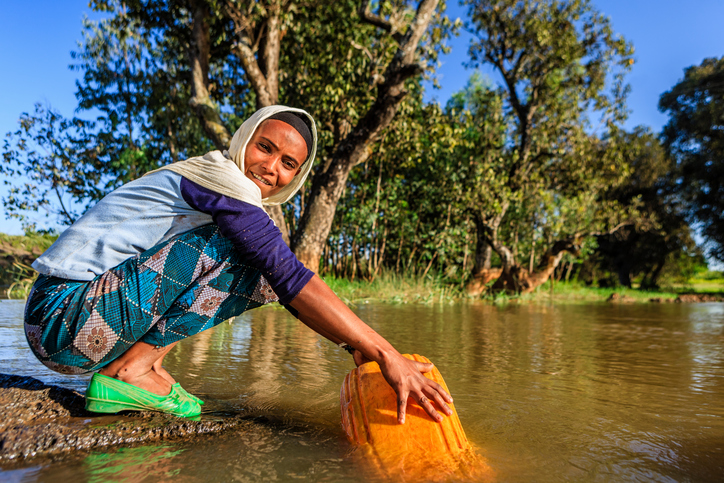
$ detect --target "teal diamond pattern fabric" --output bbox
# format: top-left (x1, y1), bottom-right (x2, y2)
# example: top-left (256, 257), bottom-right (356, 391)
top-left (24, 225), bottom-right (277, 374)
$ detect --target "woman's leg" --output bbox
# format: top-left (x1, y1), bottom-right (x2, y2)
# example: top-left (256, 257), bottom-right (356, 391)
top-left (98, 341), bottom-right (178, 395)
top-left (152, 347), bottom-right (178, 385)
top-left (95, 225), bottom-right (273, 394)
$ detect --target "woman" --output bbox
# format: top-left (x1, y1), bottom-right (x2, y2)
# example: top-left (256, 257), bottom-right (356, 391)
top-left (24, 105), bottom-right (452, 424)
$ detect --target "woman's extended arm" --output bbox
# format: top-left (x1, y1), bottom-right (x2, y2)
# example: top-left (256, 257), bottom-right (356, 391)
top-left (289, 274), bottom-right (453, 424)
top-left (180, 187), bottom-right (451, 423)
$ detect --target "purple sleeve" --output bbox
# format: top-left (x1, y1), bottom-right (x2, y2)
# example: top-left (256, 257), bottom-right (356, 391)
top-left (180, 178), bottom-right (313, 305)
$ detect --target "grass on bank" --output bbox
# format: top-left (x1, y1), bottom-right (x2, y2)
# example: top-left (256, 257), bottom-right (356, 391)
top-left (518, 281), bottom-right (679, 303)
top-left (322, 271), bottom-right (462, 305)
top-left (0, 232), bottom-right (58, 299)
top-left (0, 231), bottom-right (57, 254)
top-left (322, 272), bottom-right (704, 305)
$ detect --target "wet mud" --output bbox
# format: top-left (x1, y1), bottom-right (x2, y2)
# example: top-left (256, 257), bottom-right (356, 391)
top-left (675, 293), bottom-right (724, 302)
top-left (0, 373), bottom-right (256, 463)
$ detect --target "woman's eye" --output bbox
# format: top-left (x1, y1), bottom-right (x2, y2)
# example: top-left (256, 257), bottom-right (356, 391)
top-left (283, 160), bottom-right (297, 170)
top-left (259, 142), bottom-right (270, 152)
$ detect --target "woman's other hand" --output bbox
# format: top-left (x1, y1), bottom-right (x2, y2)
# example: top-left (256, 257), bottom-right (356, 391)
top-left (377, 353), bottom-right (453, 424)
top-left (290, 275), bottom-right (453, 424)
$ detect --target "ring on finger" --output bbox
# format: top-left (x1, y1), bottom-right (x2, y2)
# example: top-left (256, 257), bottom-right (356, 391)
top-left (420, 396), bottom-right (429, 404)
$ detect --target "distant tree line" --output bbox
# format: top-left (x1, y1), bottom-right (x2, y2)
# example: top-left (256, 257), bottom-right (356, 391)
top-left (2, 0), bottom-right (721, 293)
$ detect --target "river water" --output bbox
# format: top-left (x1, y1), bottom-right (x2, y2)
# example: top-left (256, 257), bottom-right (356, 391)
top-left (1, 299), bottom-right (723, 482)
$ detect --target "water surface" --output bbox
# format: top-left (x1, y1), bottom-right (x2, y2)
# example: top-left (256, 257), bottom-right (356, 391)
top-left (1, 299), bottom-right (723, 482)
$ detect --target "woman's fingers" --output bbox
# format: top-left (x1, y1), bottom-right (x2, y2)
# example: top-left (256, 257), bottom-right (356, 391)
top-left (417, 393), bottom-right (443, 422)
top-left (381, 356), bottom-right (455, 424)
top-left (397, 388), bottom-right (410, 424)
top-left (413, 379), bottom-right (453, 422)
top-left (423, 384), bottom-right (453, 416)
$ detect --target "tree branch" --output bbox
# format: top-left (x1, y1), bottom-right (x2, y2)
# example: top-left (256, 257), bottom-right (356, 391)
top-left (358, 0), bottom-right (404, 43)
top-left (261, 3), bottom-right (281, 103)
top-left (53, 184), bottom-right (75, 225)
top-left (226, 1), bottom-right (275, 107)
top-left (225, 0), bottom-right (288, 242)
top-left (189, 0), bottom-right (232, 149)
top-left (588, 221), bottom-right (635, 237)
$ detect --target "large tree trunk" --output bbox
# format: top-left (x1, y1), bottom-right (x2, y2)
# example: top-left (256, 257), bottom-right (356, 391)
top-left (226, 1), bottom-right (290, 243)
top-left (491, 238), bottom-right (580, 294)
top-left (640, 258), bottom-right (665, 289)
top-left (489, 244), bottom-right (521, 293)
top-left (465, 242), bottom-right (502, 296)
top-left (291, 0), bottom-right (440, 270)
top-left (465, 203), bottom-right (508, 295)
top-left (617, 265), bottom-right (633, 288)
top-left (466, 213), bottom-right (497, 296)
top-left (189, 1), bottom-right (232, 149)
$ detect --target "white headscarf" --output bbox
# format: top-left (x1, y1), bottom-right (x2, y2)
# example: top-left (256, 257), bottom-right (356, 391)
top-left (151, 105), bottom-right (317, 207)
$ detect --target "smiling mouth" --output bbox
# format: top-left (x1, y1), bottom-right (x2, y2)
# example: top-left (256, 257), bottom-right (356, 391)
top-left (251, 172), bottom-right (272, 186)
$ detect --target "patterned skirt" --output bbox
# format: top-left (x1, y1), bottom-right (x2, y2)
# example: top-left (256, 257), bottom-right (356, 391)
top-left (24, 225), bottom-right (279, 375)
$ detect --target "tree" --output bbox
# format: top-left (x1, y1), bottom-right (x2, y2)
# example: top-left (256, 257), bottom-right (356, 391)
top-left (4, 0), bottom-right (454, 266)
top-left (289, 0), bottom-right (449, 270)
top-left (659, 56), bottom-right (724, 262)
top-left (73, 4), bottom-right (212, 185)
top-left (116, 0), bottom-right (451, 267)
top-left (593, 127), bottom-right (693, 288)
top-left (185, 0), bottom-right (296, 240)
top-left (1, 105), bottom-right (98, 226)
top-left (323, 85), bottom-right (467, 281)
top-left (444, 73), bottom-right (507, 291)
top-left (1, 1), bottom-right (214, 225)
top-left (461, 0), bottom-right (634, 293)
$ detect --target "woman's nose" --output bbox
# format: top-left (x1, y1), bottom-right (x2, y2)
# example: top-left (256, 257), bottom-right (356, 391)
top-left (261, 156), bottom-right (280, 171)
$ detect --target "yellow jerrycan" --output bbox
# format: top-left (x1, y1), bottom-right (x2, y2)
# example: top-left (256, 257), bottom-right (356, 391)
top-left (340, 354), bottom-right (494, 482)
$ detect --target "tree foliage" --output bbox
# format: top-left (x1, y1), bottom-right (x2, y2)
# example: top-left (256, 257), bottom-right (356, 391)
top-left (1, 105), bottom-right (99, 226)
top-left (594, 127), bottom-right (694, 288)
top-left (659, 56), bottom-right (724, 262)
top-left (457, 0), bottom-right (635, 292)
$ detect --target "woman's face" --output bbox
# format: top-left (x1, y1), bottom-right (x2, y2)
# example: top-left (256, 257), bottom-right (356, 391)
top-left (244, 119), bottom-right (307, 198)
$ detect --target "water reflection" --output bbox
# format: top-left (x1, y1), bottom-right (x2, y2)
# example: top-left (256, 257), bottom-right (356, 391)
top-left (1, 301), bottom-right (723, 481)
top-left (0, 300), bottom-right (91, 392)
top-left (83, 445), bottom-right (183, 482)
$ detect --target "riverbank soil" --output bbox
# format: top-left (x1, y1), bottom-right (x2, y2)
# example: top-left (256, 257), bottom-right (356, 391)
top-left (0, 238), bottom-right (41, 267)
top-left (0, 374), bottom-right (256, 464)
top-left (0, 237), bottom-right (43, 298)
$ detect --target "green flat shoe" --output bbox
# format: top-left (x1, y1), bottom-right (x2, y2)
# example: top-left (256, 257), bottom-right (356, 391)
top-left (172, 383), bottom-right (204, 405)
top-left (85, 373), bottom-right (201, 418)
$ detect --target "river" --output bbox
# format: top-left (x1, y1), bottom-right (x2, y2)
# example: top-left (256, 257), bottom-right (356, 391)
top-left (1, 299), bottom-right (723, 482)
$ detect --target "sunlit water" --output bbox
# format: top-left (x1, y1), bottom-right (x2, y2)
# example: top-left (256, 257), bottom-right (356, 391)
top-left (1, 299), bottom-right (723, 482)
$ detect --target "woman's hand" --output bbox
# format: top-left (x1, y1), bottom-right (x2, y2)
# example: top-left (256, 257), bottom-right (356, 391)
top-left (377, 352), bottom-right (454, 424)
top-left (290, 274), bottom-right (454, 424)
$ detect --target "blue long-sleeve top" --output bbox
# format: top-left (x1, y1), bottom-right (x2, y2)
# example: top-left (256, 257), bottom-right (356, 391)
top-left (32, 170), bottom-right (313, 305)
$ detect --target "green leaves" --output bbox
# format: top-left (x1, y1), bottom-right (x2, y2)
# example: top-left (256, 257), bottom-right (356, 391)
top-left (1, 104), bottom-right (99, 226)
top-left (660, 56), bottom-right (724, 262)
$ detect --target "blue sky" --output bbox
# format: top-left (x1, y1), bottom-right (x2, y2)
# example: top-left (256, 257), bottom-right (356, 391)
top-left (1, 0), bottom-right (723, 235)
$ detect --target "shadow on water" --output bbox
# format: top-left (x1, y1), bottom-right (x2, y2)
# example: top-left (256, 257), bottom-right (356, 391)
top-left (1, 299), bottom-right (723, 481)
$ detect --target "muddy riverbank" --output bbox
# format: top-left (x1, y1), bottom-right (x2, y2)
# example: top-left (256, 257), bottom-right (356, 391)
top-left (0, 373), bottom-right (258, 464)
